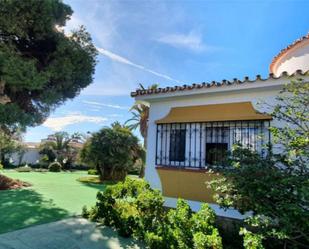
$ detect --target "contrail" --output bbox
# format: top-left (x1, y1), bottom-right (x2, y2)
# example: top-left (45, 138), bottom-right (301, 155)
top-left (97, 47), bottom-right (181, 83)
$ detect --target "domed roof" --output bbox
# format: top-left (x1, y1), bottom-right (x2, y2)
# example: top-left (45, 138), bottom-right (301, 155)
top-left (270, 32), bottom-right (309, 76)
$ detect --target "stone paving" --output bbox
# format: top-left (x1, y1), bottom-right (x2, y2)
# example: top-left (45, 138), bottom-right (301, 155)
top-left (0, 218), bottom-right (144, 249)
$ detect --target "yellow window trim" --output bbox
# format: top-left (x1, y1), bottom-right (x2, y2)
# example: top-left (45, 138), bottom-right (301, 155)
top-left (156, 101), bottom-right (272, 124)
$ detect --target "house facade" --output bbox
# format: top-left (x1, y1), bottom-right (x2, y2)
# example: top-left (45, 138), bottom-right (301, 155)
top-left (131, 33), bottom-right (309, 218)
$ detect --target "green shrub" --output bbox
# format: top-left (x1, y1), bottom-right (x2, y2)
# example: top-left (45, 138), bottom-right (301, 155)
top-left (164, 200), bottom-right (223, 249)
top-left (85, 178), bottom-right (223, 249)
top-left (16, 165), bottom-right (32, 172)
top-left (167, 199), bottom-right (194, 248)
top-left (241, 228), bottom-right (264, 249)
top-left (0, 162), bottom-right (3, 170)
top-left (145, 232), bottom-right (165, 249)
top-left (48, 162), bottom-right (62, 172)
top-left (82, 205), bottom-right (90, 218)
top-left (88, 169), bottom-right (98, 175)
top-left (79, 123), bottom-right (142, 181)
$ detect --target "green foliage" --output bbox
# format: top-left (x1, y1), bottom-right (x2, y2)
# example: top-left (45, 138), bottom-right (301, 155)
top-left (165, 200), bottom-right (222, 249)
top-left (241, 228), bottom-right (265, 249)
top-left (210, 81), bottom-right (309, 248)
top-left (145, 231), bottom-right (164, 249)
top-left (0, 129), bottom-right (23, 164)
top-left (84, 178), bottom-right (222, 249)
top-left (76, 176), bottom-right (101, 184)
top-left (81, 205), bottom-right (90, 219)
top-left (48, 161), bottom-right (62, 172)
top-left (16, 165), bottom-right (32, 172)
top-left (167, 199), bottom-right (194, 248)
top-left (0, 162), bottom-right (3, 170)
top-left (0, 0), bottom-right (97, 132)
top-left (87, 169), bottom-right (98, 175)
top-left (79, 122), bottom-right (142, 181)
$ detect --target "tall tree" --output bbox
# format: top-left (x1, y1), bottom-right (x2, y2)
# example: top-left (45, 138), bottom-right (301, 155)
top-left (0, 0), bottom-right (97, 133)
top-left (126, 83), bottom-right (158, 177)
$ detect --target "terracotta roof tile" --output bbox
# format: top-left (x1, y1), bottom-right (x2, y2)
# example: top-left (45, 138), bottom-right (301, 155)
top-left (270, 32), bottom-right (309, 73)
top-left (131, 70), bottom-right (308, 97)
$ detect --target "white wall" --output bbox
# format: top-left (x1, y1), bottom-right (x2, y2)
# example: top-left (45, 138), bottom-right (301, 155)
top-left (11, 148), bottom-right (41, 166)
top-left (274, 42), bottom-right (309, 76)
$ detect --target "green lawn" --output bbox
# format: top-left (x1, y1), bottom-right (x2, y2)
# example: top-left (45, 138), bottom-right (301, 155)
top-left (0, 170), bottom-right (106, 234)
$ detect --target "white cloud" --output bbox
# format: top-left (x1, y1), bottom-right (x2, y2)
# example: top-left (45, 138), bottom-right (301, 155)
top-left (108, 114), bottom-right (124, 118)
top-left (43, 114), bottom-right (107, 131)
top-left (97, 47), bottom-right (180, 83)
top-left (82, 100), bottom-right (129, 110)
top-left (157, 30), bottom-right (216, 52)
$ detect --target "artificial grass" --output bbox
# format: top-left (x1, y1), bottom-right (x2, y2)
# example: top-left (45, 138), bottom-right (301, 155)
top-left (0, 171), bottom-right (106, 234)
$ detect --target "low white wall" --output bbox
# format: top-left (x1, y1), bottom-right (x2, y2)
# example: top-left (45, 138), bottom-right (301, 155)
top-left (11, 148), bottom-right (41, 166)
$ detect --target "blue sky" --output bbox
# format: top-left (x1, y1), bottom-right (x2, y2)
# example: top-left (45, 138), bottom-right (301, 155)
top-left (25, 0), bottom-right (309, 142)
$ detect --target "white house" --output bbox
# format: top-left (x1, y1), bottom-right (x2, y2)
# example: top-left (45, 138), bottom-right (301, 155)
top-left (11, 142), bottom-right (41, 165)
top-left (131, 33), bottom-right (309, 219)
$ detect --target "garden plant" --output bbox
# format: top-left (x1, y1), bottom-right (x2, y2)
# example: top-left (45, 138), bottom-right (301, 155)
top-left (83, 178), bottom-right (223, 249)
top-left (79, 122), bottom-right (143, 181)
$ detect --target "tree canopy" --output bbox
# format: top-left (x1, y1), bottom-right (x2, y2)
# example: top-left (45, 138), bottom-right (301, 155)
top-left (79, 122), bottom-right (142, 181)
top-left (0, 0), bottom-right (97, 133)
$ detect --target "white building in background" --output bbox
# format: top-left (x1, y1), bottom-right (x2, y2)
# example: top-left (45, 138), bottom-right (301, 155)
top-left (11, 134), bottom-right (84, 166)
top-left (11, 142), bottom-right (41, 166)
top-left (131, 32), bottom-right (309, 219)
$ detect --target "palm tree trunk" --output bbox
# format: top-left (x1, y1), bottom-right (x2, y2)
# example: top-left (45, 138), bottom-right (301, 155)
top-left (139, 136), bottom-right (147, 178)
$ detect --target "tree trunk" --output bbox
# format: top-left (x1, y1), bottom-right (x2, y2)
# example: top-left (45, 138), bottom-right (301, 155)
top-left (139, 135), bottom-right (147, 178)
top-left (97, 164), bottom-right (128, 182)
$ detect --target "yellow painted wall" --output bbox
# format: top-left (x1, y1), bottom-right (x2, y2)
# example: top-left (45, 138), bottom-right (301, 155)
top-left (156, 167), bottom-right (219, 203)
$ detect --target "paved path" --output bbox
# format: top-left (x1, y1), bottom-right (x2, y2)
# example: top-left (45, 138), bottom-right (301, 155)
top-left (0, 218), bottom-right (144, 249)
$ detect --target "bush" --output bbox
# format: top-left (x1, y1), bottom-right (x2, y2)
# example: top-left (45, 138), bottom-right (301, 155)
top-left (16, 165), bottom-right (32, 172)
top-left (48, 162), bottom-right (62, 172)
top-left (241, 228), bottom-right (264, 249)
top-left (0, 162), bottom-right (3, 171)
top-left (79, 122), bottom-right (142, 181)
top-left (84, 178), bottom-right (223, 249)
top-left (88, 169), bottom-right (98, 175)
top-left (77, 176), bottom-right (102, 184)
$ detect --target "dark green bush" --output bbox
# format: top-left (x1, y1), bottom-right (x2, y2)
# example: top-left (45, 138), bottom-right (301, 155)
top-left (84, 178), bottom-right (223, 248)
top-left (79, 123), bottom-right (142, 181)
top-left (88, 169), bottom-right (98, 175)
top-left (48, 162), bottom-right (62, 172)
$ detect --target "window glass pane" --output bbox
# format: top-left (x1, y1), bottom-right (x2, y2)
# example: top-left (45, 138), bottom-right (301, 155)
top-left (170, 129), bottom-right (186, 162)
top-left (233, 127), bottom-right (258, 149)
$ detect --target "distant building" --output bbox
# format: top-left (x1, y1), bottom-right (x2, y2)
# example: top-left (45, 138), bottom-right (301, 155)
top-left (11, 134), bottom-right (84, 166)
top-left (11, 142), bottom-right (41, 166)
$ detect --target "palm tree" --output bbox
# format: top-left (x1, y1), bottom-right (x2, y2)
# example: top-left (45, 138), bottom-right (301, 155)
top-left (40, 132), bottom-right (83, 169)
top-left (126, 83), bottom-right (158, 177)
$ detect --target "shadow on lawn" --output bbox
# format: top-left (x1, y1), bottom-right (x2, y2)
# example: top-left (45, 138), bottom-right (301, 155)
top-left (79, 182), bottom-right (107, 192)
top-left (0, 188), bottom-right (69, 234)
